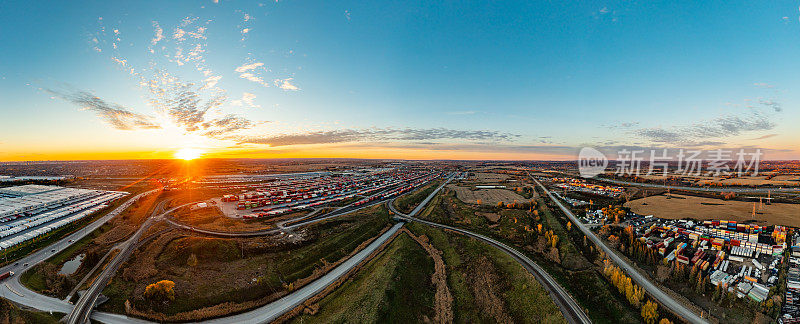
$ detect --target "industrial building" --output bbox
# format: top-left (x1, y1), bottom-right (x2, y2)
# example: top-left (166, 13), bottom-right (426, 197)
top-left (0, 185), bottom-right (126, 252)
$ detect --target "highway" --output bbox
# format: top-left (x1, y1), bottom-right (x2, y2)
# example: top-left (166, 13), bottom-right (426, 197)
top-left (532, 174), bottom-right (708, 324)
top-left (0, 189), bottom-right (161, 324)
top-left (200, 176), bottom-right (449, 323)
top-left (65, 199), bottom-right (193, 324)
top-left (387, 177), bottom-right (591, 324)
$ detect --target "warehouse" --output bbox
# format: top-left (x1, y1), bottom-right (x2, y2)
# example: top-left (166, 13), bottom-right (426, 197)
top-left (0, 185), bottom-right (127, 251)
top-left (0, 185), bottom-right (103, 220)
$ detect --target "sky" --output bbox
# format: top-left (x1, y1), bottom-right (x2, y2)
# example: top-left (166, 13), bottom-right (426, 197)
top-left (0, 0), bottom-right (799, 161)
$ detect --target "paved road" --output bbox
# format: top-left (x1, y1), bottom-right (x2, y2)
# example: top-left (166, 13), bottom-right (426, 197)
top-left (200, 176), bottom-right (449, 323)
top-left (66, 198), bottom-right (193, 324)
top-left (0, 189), bottom-right (161, 324)
top-left (166, 177), bottom-right (436, 237)
top-left (532, 175), bottom-right (707, 324)
top-left (202, 222), bottom-right (403, 324)
top-left (387, 177), bottom-right (591, 324)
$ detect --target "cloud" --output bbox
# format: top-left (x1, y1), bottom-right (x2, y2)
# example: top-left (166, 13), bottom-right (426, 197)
top-left (753, 82), bottom-right (774, 89)
top-left (274, 78), bottom-right (299, 91)
top-left (604, 121), bottom-right (640, 129)
top-left (446, 110), bottom-right (477, 115)
top-left (749, 134), bottom-right (777, 140)
top-left (599, 7), bottom-right (610, 14)
top-left (231, 92), bottom-right (259, 109)
top-left (635, 113), bottom-right (775, 144)
top-left (173, 28), bottom-right (186, 40)
top-left (237, 128), bottom-right (519, 146)
top-left (344, 10), bottom-right (351, 21)
top-left (235, 62), bottom-right (270, 87)
top-left (758, 99), bottom-right (782, 112)
top-left (45, 88), bottom-right (161, 130)
top-left (151, 22), bottom-right (164, 45)
top-left (201, 115), bottom-right (255, 137)
top-left (234, 62), bottom-right (263, 73)
top-left (202, 75), bottom-right (222, 89)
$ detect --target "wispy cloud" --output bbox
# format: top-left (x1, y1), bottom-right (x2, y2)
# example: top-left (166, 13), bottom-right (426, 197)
top-left (758, 98), bottom-right (782, 112)
top-left (753, 82), bottom-right (774, 89)
top-left (151, 22), bottom-right (164, 46)
top-left (446, 110), bottom-right (477, 115)
top-left (635, 112), bottom-right (775, 144)
top-left (234, 62), bottom-right (270, 87)
top-left (231, 92), bottom-right (260, 109)
top-left (750, 134), bottom-right (777, 141)
top-left (274, 78), bottom-right (299, 91)
top-left (45, 88), bottom-right (161, 130)
top-left (238, 128), bottom-right (519, 146)
top-left (234, 62), bottom-right (263, 73)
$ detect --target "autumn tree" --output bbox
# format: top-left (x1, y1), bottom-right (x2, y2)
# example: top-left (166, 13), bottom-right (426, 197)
top-left (641, 300), bottom-right (659, 324)
top-left (144, 280), bottom-right (175, 303)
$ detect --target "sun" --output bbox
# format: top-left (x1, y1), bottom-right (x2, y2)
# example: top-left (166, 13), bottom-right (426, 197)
top-left (174, 148), bottom-right (205, 160)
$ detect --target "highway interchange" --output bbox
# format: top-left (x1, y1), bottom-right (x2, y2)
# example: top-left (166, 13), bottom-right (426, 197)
top-left (0, 171), bottom-right (724, 324)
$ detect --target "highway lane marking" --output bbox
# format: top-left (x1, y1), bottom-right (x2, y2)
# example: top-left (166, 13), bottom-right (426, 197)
top-left (6, 283), bottom-right (23, 297)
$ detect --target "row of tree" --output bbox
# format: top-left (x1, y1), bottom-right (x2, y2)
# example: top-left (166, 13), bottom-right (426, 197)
top-left (602, 259), bottom-right (672, 324)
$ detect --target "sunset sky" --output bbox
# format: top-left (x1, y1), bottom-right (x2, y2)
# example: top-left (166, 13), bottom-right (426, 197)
top-left (1, 1), bottom-right (799, 161)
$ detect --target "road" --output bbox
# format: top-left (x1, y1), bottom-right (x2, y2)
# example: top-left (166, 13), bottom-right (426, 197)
top-left (532, 175), bottom-right (707, 324)
top-left (0, 189), bottom-right (160, 324)
top-left (65, 198), bottom-right (193, 324)
top-left (387, 177), bottom-right (591, 324)
top-left (165, 177), bottom-right (437, 237)
top-left (200, 176), bottom-right (448, 323)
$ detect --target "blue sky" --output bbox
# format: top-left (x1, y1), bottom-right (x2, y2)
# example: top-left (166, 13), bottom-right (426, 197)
top-left (0, 0), bottom-right (799, 160)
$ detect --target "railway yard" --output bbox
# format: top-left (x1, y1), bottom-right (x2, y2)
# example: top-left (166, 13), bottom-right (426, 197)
top-left (1, 160), bottom-right (800, 324)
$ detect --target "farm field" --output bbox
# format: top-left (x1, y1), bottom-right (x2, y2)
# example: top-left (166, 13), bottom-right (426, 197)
top-left (450, 185), bottom-right (526, 205)
top-left (625, 194), bottom-right (800, 226)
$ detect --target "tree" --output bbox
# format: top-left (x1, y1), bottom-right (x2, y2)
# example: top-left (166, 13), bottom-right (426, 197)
top-left (641, 300), bottom-right (659, 324)
top-left (144, 280), bottom-right (175, 303)
top-left (187, 254), bottom-right (198, 267)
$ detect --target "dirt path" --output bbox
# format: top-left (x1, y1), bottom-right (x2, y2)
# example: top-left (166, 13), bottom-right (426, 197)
top-left (401, 228), bottom-right (453, 324)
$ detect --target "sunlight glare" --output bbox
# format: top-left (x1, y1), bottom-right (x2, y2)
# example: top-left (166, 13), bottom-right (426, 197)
top-left (174, 148), bottom-right (205, 160)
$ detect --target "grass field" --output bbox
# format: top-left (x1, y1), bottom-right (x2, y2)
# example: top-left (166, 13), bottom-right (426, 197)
top-left (450, 185), bottom-right (527, 205)
top-left (99, 204), bottom-right (393, 321)
top-left (393, 179), bottom-right (443, 214)
top-left (407, 222), bottom-right (566, 323)
top-left (625, 194), bottom-right (800, 226)
top-left (291, 233), bottom-right (436, 323)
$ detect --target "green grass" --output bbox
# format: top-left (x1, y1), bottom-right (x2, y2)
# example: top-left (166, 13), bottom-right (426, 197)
top-left (393, 179), bottom-right (444, 214)
top-left (408, 222), bottom-right (566, 324)
top-left (291, 233), bottom-right (435, 323)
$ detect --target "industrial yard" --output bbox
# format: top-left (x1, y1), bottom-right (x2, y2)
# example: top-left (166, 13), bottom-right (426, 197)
top-left (625, 194), bottom-right (800, 227)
